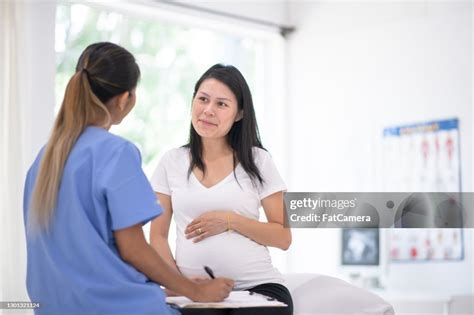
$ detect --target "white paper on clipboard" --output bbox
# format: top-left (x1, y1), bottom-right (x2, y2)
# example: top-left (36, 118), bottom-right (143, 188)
top-left (166, 291), bottom-right (287, 309)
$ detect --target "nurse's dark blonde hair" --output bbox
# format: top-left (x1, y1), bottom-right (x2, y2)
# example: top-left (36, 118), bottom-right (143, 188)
top-left (30, 42), bottom-right (140, 232)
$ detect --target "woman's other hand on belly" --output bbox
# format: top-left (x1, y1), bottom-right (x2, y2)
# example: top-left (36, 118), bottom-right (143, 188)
top-left (185, 210), bottom-right (232, 242)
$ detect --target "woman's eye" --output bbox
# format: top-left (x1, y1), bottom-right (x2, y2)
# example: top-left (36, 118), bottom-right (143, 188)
top-left (198, 97), bottom-right (208, 102)
top-left (218, 102), bottom-right (228, 107)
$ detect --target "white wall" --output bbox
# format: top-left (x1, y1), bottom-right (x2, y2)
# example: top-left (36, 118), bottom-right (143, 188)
top-left (0, 1), bottom-right (56, 311)
top-left (286, 0), bottom-right (473, 295)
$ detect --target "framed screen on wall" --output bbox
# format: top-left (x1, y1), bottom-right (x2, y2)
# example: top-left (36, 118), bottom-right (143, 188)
top-left (342, 228), bottom-right (380, 266)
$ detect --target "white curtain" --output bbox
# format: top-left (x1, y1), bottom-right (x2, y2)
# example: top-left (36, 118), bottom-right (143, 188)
top-left (0, 0), bottom-right (56, 311)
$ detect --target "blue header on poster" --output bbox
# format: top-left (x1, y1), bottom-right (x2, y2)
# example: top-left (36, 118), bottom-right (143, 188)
top-left (383, 118), bottom-right (459, 137)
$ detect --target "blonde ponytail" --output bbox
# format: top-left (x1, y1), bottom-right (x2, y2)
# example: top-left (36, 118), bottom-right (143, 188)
top-left (29, 70), bottom-right (110, 232)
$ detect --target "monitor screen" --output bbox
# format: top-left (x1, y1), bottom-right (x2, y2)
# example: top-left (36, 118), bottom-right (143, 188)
top-left (342, 228), bottom-right (380, 266)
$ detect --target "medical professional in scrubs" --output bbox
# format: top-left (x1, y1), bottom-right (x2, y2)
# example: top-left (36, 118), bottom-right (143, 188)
top-left (23, 42), bottom-right (233, 315)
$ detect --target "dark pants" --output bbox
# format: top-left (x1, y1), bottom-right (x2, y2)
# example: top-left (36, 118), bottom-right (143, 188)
top-left (178, 283), bottom-right (293, 315)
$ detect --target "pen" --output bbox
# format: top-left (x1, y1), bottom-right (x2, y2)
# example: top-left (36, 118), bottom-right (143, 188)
top-left (203, 266), bottom-right (215, 279)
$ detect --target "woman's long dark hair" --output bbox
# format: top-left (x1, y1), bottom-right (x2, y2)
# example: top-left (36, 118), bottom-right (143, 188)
top-left (186, 64), bottom-right (265, 185)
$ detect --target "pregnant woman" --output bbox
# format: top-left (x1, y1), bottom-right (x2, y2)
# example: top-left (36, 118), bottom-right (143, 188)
top-left (150, 64), bottom-right (293, 315)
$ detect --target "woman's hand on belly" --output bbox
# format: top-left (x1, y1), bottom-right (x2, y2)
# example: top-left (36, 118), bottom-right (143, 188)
top-left (185, 210), bottom-right (231, 243)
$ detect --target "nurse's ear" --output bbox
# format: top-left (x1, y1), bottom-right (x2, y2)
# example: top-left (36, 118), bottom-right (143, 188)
top-left (105, 90), bottom-right (136, 125)
top-left (106, 91), bottom-right (129, 111)
top-left (116, 91), bottom-right (132, 111)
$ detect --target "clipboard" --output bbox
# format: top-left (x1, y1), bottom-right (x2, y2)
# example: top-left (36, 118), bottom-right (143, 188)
top-left (166, 291), bottom-right (287, 309)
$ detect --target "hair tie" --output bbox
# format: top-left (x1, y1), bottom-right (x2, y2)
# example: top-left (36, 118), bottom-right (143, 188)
top-left (81, 68), bottom-right (90, 76)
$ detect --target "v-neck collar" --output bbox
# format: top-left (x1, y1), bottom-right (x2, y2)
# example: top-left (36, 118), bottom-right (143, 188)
top-left (187, 148), bottom-right (241, 190)
top-left (190, 170), bottom-right (236, 190)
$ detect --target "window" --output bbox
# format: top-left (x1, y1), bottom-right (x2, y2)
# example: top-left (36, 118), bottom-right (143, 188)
top-left (55, 2), bottom-right (265, 175)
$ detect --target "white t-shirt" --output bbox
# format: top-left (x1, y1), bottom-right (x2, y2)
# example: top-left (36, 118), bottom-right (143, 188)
top-left (150, 147), bottom-right (286, 290)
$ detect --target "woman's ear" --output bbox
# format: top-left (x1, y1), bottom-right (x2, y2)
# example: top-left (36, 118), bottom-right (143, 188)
top-left (235, 110), bottom-right (244, 122)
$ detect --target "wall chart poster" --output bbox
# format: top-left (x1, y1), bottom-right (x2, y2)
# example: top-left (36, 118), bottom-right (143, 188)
top-left (382, 118), bottom-right (463, 262)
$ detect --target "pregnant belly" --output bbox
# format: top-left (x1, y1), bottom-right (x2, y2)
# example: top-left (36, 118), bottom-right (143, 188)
top-left (175, 232), bottom-right (275, 282)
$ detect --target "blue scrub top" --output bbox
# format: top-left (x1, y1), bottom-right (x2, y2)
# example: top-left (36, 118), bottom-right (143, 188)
top-left (23, 126), bottom-right (179, 315)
